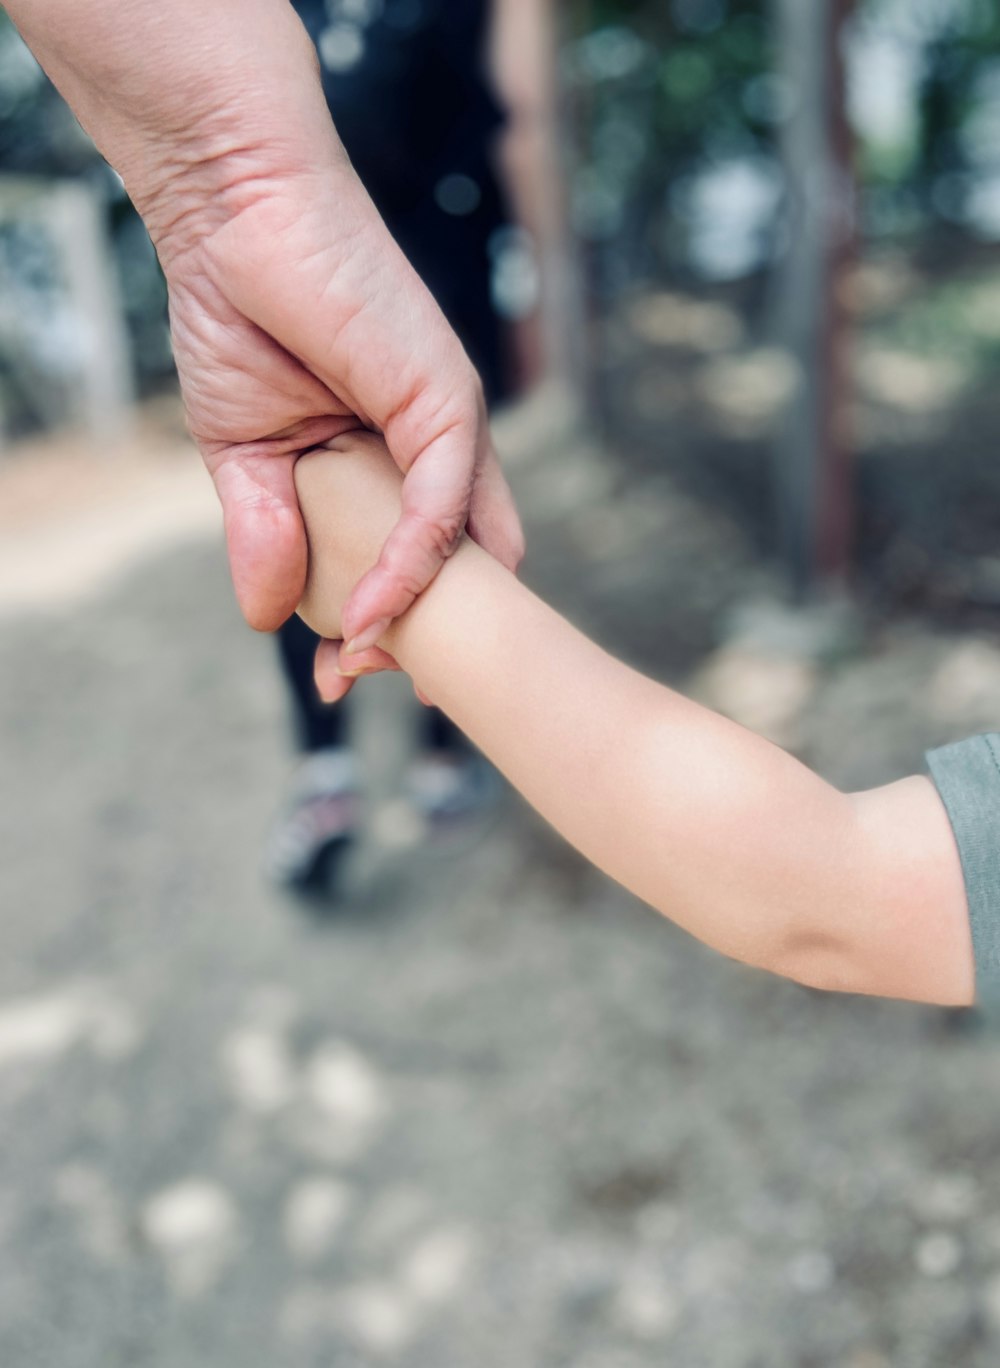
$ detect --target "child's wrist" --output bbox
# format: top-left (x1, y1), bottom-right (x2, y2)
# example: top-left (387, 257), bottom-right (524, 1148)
top-left (378, 537), bottom-right (474, 666)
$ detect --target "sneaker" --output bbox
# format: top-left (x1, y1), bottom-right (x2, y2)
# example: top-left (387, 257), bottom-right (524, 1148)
top-left (264, 748), bottom-right (360, 894)
top-left (405, 751), bottom-right (501, 848)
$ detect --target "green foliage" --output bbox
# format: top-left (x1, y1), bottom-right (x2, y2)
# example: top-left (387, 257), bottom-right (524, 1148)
top-left (870, 270), bottom-right (1000, 377)
top-left (568, 0), bottom-right (1000, 281)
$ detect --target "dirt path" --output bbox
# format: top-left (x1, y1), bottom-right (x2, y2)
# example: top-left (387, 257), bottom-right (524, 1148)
top-left (3, 378), bottom-right (1000, 1367)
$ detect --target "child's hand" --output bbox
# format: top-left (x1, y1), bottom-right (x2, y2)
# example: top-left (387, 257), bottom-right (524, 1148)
top-left (294, 430), bottom-right (406, 647)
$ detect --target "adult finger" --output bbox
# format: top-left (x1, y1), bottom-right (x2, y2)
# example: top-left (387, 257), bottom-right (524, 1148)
top-left (339, 402), bottom-right (485, 652)
top-left (209, 449), bottom-right (306, 632)
top-left (313, 637), bottom-right (401, 703)
top-left (466, 443), bottom-right (525, 573)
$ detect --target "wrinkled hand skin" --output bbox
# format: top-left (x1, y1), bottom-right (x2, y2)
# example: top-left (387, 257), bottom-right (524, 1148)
top-left (6, 0), bottom-right (524, 689)
top-left (165, 173), bottom-right (525, 645)
top-left (165, 157), bottom-right (524, 691)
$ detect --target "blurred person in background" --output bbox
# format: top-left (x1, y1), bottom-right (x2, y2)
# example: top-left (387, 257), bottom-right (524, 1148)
top-left (266, 0), bottom-right (541, 894)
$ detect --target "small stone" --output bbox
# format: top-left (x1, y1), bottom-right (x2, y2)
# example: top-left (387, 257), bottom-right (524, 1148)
top-left (336, 1280), bottom-right (417, 1354)
top-left (915, 1231), bottom-right (961, 1279)
top-left (283, 1178), bottom-right (352, 1264)
top-left (142, 1179), bottom-right (235, 1250)
top-left (141, 1179), bottom-right (238, 1296)
top-left (222, 1026), bottom-right (295, 1115)
top-left (0, 986), bottom-right (139, 1070)
top-left (0, 989), bottom-right (88, 1067)
top-left (305, 1041), bottom-right (386, 1129)
top-left (400, 1227), bottom-right (474, 1304)
top-left (612, 1268), bottom-right (680, 1340)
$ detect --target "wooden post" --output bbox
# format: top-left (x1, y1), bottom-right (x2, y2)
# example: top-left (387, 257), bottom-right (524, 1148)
top-left (0, 176), bottom-right (134, 445)
top-left (490, 0), bottom-right (587, 410)
top-left (44, 179), bottom-right (135, 443)
top-left (772, 0), bottom-right (855, 592)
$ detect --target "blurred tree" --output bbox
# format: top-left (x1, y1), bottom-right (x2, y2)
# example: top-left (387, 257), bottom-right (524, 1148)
top-left (563, 1), bottom-right (777, 288)
top-left (849, 0), bottom-right (1000, 239)
top-left (567, 0), bottom-right (1000, 586)
top-left (772, 0), bottom-right (855, 590)
top-left (567, 0), bottom-right (1000, 276)
top-left (0, 12), bottom-right (169, 438)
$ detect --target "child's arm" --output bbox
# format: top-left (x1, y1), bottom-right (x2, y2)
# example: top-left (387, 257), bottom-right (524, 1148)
top-left (295, 435), bottom-right (974, 1006)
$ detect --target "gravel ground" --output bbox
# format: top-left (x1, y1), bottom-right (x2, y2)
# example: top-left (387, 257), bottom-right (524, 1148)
top-left (3, 357), bottom-right (1000, 1367)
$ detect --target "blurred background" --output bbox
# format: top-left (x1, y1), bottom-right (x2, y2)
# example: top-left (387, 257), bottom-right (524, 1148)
top-left (4, 0), bottom-right (1000, 1364)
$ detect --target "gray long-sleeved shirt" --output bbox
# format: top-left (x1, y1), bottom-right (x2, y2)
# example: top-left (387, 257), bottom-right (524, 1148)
top-left (927, 733), bottom-right (1000, 992)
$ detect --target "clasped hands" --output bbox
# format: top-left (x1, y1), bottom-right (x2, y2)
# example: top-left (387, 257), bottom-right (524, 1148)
top-left (166, 149), bottom-right (524, 706)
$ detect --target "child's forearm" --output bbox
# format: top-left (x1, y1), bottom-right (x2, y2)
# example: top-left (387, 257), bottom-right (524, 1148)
top-left (293, 441), bottom-right (973, 1006)
top-left (382, 544), bottom-right (973, 1005)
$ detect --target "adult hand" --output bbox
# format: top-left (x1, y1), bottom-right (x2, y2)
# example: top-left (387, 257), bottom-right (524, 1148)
top-left (163, 165), bottom-right (523, 694)
top-left (6, 0), bottom-right (524, 688)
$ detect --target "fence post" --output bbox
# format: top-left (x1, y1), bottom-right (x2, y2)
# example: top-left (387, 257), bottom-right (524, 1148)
top-left (44, 179), bottom-right (135, 443)
top-left (772, 0), bottom-right (855, 591)
top-left (0, 176), bottom-right (134, 444)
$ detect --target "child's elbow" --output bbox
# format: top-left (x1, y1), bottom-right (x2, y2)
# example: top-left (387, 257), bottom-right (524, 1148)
top-left (766, 919), bottom-right (867, 996)
top-left (761, 902), bottom-right (971, 1006)
top-left (702, 910), bottom-right (864, 996)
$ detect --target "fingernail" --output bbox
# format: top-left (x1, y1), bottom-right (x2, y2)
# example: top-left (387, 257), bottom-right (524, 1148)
top-left (336, 664), bottom-right (377, 680)
top-left (344, 617), bottom-right (391, 656)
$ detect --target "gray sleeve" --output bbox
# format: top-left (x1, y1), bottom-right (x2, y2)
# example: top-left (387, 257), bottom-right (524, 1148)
top-left (926, 733), bottom-right (1000, 992)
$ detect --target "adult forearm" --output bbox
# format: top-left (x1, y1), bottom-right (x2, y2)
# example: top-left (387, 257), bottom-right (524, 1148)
top-left (4, 0), bottom-right (336, 243)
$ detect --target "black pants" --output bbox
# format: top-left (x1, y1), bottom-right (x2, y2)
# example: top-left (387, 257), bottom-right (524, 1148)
top-left (276, 611), bottom-right (467, 754)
